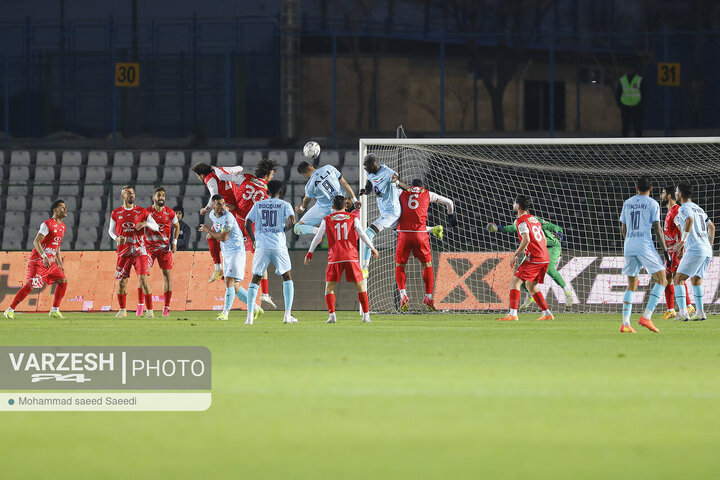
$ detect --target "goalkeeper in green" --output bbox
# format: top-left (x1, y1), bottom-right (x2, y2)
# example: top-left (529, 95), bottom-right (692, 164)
top-left (488, 218), bottom-right (574, 307)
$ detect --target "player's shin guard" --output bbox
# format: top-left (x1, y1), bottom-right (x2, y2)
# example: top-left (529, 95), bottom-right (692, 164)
top-left (642, 283), bottom-right (665, 319)
top-left (422, 267), bottom-right (434, 297)
top-left (294, 223), bottom-right (317, 235)
top-left (693, 285), bottom-right (705, 313)
top-left (247, 283), bottom-right (259, 317)
top-left (325, 293), bottom-right (336, 313)
top-left (117, 293), bottom-right (127, 309)
top-left (509, 289), bottom-right (521, 316)
top-left (260, 278), bottom-right (269, 295)
top-left (361, 228), bottom-right (377, 268)
top-left (532, 292), bottom-right (549, 311)
top-left (164, 291), bottom-right (172, 307)
top-left (224, 287), bottom-right (235, 314)
top-left (53, 282), bottom-right (67, 308)
top-left (622, 290), bottom-right (633, 325)
top-left (395, 266), bottom-right (406, 291)
top-left (208, 237), bottom-right (222, 265)
top-left (674, 284), bottom-right (687, 316)
top-left (10, 285), bottom-right (33, 309)
top-left (145, 294), bottom-right (153, 310)
top-left (665, 284), bottom-right (675, 309)
top-left (235, 286), bottom-right (249, 304)
top-left (358, 291), bottom-right (370, 314)
top-left (282, 280), bottom-right (294, 314)
top-left (137, 287), bottom-right (144, 306)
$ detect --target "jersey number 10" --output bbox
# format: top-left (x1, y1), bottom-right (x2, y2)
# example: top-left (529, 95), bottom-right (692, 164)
top-left (630, 211), bottom-right (641, 230)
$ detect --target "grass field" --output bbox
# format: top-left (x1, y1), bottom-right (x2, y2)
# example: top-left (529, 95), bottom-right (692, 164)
top-left (2, 310), bottom-right (720, 479)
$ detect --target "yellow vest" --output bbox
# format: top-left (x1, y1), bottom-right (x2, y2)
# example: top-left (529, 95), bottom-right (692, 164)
top-left (620, 75), bottom-right (642, 106)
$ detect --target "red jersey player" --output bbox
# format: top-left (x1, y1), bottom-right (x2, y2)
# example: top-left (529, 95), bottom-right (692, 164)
top-left (660, 185), bottom-right (694, 319)
top-left (497, 195), bottom-right (554, 322)
top-left (395, 179), bottom-right (456, 312)
top-left (4, 199), bottom-right (69, 319)
top-left (305, 195), bottom-right (378, 324)
top-left (108, 186), bottom-right (159, 318)
top-left (143, 186), bottom-right (180, 317)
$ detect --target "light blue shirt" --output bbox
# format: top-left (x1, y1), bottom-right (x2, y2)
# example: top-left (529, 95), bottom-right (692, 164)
top-left (675, 201), bottom-right (712, 257)
top-left (247, 198), bottom-right (294, 251)
top-left (619, 194), bottom-right (660, 255)
top-left (209, 210), bottom-right (245, 257)
top-left (305, 165), bottom-right (342, 209)
top-left (367, 163), bottom-right (401, 216)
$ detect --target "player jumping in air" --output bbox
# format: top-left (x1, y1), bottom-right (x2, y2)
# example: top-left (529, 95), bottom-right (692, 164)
top-left (143, 187), bottom-right (180, 317)
top-left (497, 195), bottom-right (554, 322)
top-left (659, 185), bottom-right (695, 319)
top-left (245, 180), bottom-right (298, 325)
top-left (618, 176), bottom-right (670, 333)
top-left (488, 216), bottom-right (574, 307)
top-left (4, 199), bottom-right (69, 319)
top-left (305, 195), bottom-right (379, 324)
top-left (294, 161), bottom-right (359, 236)
top-left (108, 186), bottom-right (159, 318)
top-left (396, 179), bottom-right (456, 312)
top-left (671, 183), bottom-right (715, 322)
top-left (199, 194), bottom-right (259, 321)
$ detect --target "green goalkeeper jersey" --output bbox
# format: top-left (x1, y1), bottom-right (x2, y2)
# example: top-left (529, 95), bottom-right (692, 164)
top-left (501, 216), bottom-right (563, 249)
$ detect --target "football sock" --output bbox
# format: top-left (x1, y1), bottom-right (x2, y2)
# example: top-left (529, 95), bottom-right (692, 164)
top-left (361, 228), bottom-right (377, 268)
top-left (137, 287), bottom-right (144, 306)
top-left (532, 292), bottom-right (549, 311)
top-left (145, 294), bottom-right (153, 310)
top-left (223, 287), bottom-right (235, 315)
top-left (642, 283), bottom-right (665, 319)
top-left (665, 284), bottom-right (675, 309)
top-left (422, 267), bottom-right (434, 295)
top-left (283, 280), bottom-right (294, 314)
top-left (294, 223), bottom-right (317, 235)
top-left (693, 285), bottom-right (705, 313)
top-left (674, 284), bottom-right (687, 316)
top-left (52, 282), bottom-right (67, 308)
top-left (164, 290), bottom-right (172, 307)
top-left (10, 285), bottom-right (33, 309)
top-left (358, 291), bottom-right (370, 314)
top-left (325, 293), bottom-right (336, 313)
top-left (399, 289), bottom-right (407, 297)
top-left (260, 278), bottom-right (269, 295)
top-left (208, 237), bottom-right (222, 264)
top-left (622, 290), bottom-right (633, 325)
top-left (235, 286), bottom-right (249, 305)
top-left (117, 293), bottom-right (127, 309)
top-left (247, 283), bottom-right (259, 318)
top-left (509, 289), bottom-right (521, 312)
top-left (395, 265), bottom-right (406, 291)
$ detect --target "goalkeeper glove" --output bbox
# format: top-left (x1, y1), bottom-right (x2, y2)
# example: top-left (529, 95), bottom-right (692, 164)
top-left (448, 214), bottom-right (458, 228)
top-left (555, 231), bottom-right (564, 242)
top-left (487, 223), bottom-right (498, 233)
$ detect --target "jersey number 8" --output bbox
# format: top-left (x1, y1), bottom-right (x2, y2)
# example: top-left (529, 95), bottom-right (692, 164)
top-left (531, 225), bottom-right (545, 242)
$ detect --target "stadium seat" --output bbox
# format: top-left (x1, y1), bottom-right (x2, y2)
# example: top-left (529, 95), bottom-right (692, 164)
top-left (34, 166), bottom-right (56, 182)
top-left (87, 151), bottom-right (108, 166)
top-left (31, 196), bottom-right (53, 212)
top-left (183, 211), bottom-right (200, 229)
top-left (113, 151), bottom-right (135, 167)
top-left (74, 229), bottom-right (99, 250)
top-left (184, 184), bottom-right (206, 196)
top-left (183, 196), bottom-right (204, 213)
top-left (36, 151), bottom-right (57, 166)
top-left (85, 166), bottom-right (107, 182)
top-left (78, 211), bottom-right (102, 227)
top-left (7, 185), bottom-right (29, 196)
top-left (268, 151), bottom-right (289, 167)
top-left (5, 196), bottom-right (27, 210)
top-left (139, 151), bottom-right (160, 166)
top-left (165, 151), bottom-right (186, 167)
top-left (162, 166), bottom-right (184, 183)
top-left (29, 211), bottom-right (47, 228)
top-left (288, 165), bottom-right (306, 183)
top-left (58, 184), bottom-right (81, 197)
top-left (165, 196), bottom-right (178, 208)
top-left (319, 150), bottom-right (340, 167)
top-left (61, 151), bottom-right (83, 166)
top-left (137, 166), bottom-right (158, 183)
top-left (4, 211), bottom-right (26, 226)
top-left (344, 151), bottom-right (358, 170)
top-left (2, 226), bottom-right (25, 250)
top-left (134, 184), bottom-right (155, 202)
top-left (216, 151), bottom-right (237, 166)
top-left (9, 165), bottom-right (30, 181)
top-left (163, 184), bottom-right (181, 197)
top-left (10, 151), bottom-right (31, 165)
top-left (59, 166), bottom-right (81, 182)
top-left (111, 166), bottom-right (132, 183)
top-left (33, 184), bottom-right (55, 196)
top-left (0, 151), bottom-right (4, 165)
top-left (83, 185), bottom-right (105, 197)
top-left (242, 151), bottom-right (263, 168)
top-left (81, 196), bottom-right (104, 212)
top-left (190, 151), bottom-right (210, 166)
top-left (342, 166), bottom-right (360, 184)
top-left (61, 196), bottom-right (78, 211)
top-left (293, 151), bottom-right (306, 169)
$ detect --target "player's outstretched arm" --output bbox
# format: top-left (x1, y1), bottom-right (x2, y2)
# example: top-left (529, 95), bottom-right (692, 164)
top-left (199, 224), bottom-right (229, 242)
top-left (201, 177), bottom-right (220, 214)
top-left (339, 177), bottom-right (358, 203)
top-left (305, 220), bottom-right (327, 265)
top-left (708, 220), bottom-right (716, 249)
top-left (539, 218), bottom-right (563, 233)
top-left (358, 180), bottom-right (373, 196)
top-left (296, 196), bottom-right (311, 215)
top-left (391, 173), bottom-right (409, 192)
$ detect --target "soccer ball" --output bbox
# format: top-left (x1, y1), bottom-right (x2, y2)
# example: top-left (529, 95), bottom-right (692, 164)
top-left (303, 141), bottom-right (321, 160)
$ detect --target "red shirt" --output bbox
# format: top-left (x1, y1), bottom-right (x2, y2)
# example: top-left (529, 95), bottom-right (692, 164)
top-left (515, 213), bottom-right (549, 263)
top-left (146, 206), bottom-right (177, 253)
top-left (29, 218), bottom-right (66, 263)
top-left (398, 187), bottom-right (431, 232)
top-left (111, 206), bottom-right (152, 257)
top-left (235, 174), bottom-right (269, 220)
top-left (664, 204), bottom-right (681, 247)
top-left (325, 211), bottom-right (360, 263)
top-left (205, 171), bottom-right (238, 207)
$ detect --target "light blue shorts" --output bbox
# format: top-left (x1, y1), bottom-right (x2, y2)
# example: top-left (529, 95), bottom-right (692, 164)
top-left (300, 203), bottom-right (332, 227)
top-left (622, 250), bottom-right (665, 277)
top-left (222, 251), bottom-right (246, 281)
top-left (252, 248), bottom-right (292, 276)
top-left (677, 253), bottom-right (711, 279)
top-left (372, 211), bottom-right (400, 231)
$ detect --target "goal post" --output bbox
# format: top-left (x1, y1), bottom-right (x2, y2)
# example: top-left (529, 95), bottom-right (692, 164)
top-left (358, 137), bottom-right (720, 314)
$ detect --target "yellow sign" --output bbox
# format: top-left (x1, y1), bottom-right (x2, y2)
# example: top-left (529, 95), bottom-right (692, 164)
top-left (657, 63), bottom-right (680, 86)
top-left (115, 63), bottom-right (139, 87)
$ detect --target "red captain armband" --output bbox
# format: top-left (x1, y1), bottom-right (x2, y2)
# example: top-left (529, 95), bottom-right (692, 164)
top-left (305, 252), bottom-right (313, 260)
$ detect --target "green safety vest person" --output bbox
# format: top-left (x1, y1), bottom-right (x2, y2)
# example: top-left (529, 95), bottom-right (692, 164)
top-left (619, 74), bottom-right (643, 106)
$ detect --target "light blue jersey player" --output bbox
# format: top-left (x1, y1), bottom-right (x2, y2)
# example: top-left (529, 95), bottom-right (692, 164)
top-left (294, 161), bottom-right (358, 235)
top-left (245, 180), bottom-right (298, 325)
top-left (672, 183), bottom-right (716, 321)
top-left (199, 195), bottom-right (256, 321)
top-left (617, 177), bottom-right (669, 333)
top-left (359, 153), bottom-right (408, 275)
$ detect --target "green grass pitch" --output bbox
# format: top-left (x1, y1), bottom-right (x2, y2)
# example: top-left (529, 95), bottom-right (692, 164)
top-left (2, 311), bottom-right (720, 479)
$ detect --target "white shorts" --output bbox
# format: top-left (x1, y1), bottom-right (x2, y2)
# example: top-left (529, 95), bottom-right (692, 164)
top-left (677, 253), bottom-right (711, 279)
top-left (622, 250), bottom-right (665, 277)
top-left (223, 251), bottom-right (246, 280)
top-left (252, 248), bottom-right (292, 276)
top-left (372, 211), bottom-right (400, 231)
top-left (300, 203), bottom-right (332, 227)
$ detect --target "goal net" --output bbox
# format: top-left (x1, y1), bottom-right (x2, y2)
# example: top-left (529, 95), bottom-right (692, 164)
top-left (358, 137), bottom-right (720, 314)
